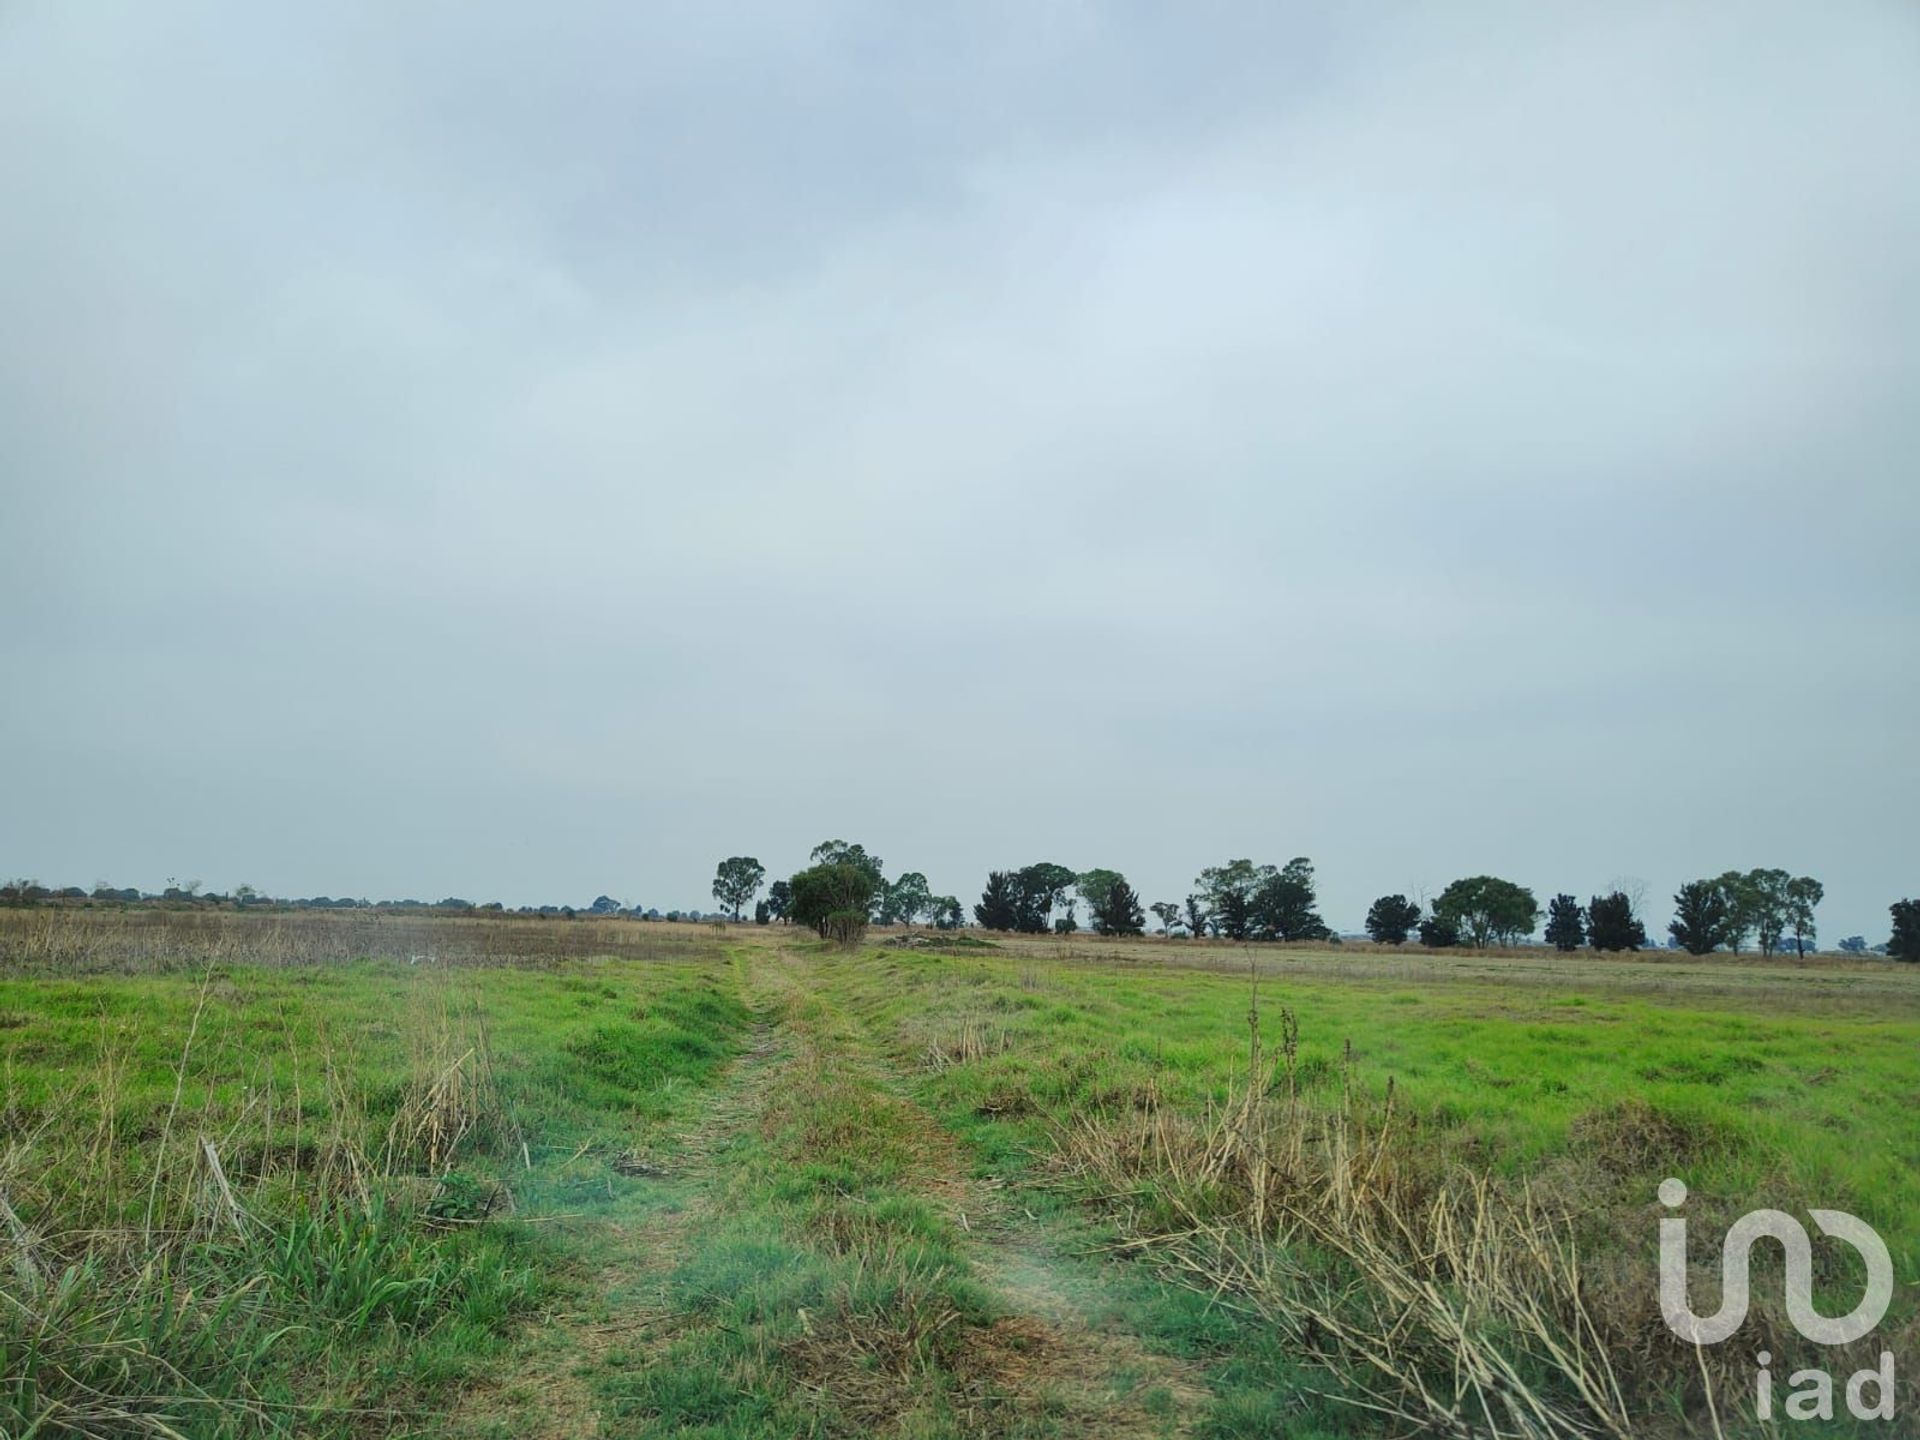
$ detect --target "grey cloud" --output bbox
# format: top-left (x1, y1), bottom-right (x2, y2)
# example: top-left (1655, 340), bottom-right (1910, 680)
top-left (3, 1), bottom-right (1916, 936)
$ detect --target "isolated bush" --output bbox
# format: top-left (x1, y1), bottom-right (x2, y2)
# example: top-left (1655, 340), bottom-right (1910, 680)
top-left (788, 864), bottom-right (881, 938)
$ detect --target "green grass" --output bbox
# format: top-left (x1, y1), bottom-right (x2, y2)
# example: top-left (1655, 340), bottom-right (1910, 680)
top-left (588, 974), bottom-right (1018, 1439)
top-left (820, 948), bottom-right (1920, 1268)
top-left (6, 923), bottom-right (1917, 1438)
top-left (0, 948), bottom-right (749, 1438)
top-left (809, 942), bottom-right (1920, 1438)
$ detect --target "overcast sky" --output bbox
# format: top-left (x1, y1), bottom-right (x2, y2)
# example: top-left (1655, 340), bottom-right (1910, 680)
top-left (3, 2), bottom-right (1916, 938)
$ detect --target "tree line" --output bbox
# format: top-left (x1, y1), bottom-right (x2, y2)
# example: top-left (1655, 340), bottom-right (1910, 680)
top-left (0, 879), bottom-right (728, 923)
top-left (714, 844), bottom-right (965, 940)
top-left (713, 848), bottom-right (1919, 961)
top-left (10, 859), bottom-right (1912, 961)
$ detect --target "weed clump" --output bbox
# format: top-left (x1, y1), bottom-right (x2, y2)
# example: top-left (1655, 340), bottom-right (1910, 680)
top-left (1050, 1006), bottom-right (1665, 1437)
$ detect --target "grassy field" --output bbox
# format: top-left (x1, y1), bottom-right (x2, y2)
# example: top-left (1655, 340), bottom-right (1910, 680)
top-left (1, 910), bottom-right (1915, 1438)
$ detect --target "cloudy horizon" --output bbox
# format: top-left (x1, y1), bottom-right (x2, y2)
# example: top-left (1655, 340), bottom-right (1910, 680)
top-left (4, 2), bottom-right (1916, 941)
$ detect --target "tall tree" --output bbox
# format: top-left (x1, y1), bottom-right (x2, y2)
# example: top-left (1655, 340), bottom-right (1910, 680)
top-left (1184, 894), bottom-right (1210, 939)
top-left (1886, 899), bottom-right (1919, 963)
top-left (765, 879), bottom-right (792, 923)
top-left (1432, 876), bottom-right (1540, 948)
top-left (1738, 868), bottom-right (1794, 956)
top-left (1587, 891), bottom-right (1647, 951)
top-left (1669, 879), bottom-right (1731, 955)
top-left (811, 839), bottom-right (883, 881)
top-left (1544, 894), bottom-right (1586, 952)
top-left (1196, 860), bottom-right (1275, 935)
top-left (1214, 889), bottom-right (1252, 941)
top-left (1088, 876), bottom-right (1146, 936)
top-left (1712, 872), bottom-right (1759, 954)
top-left (808, 841), bottom-right (887, 919)
top-left (1365, 894), bottom-right (1421, 946)
top-left (929, 896), bottom-right (963, 930)
top-left (1076, 869), bottom-right (1125, 928)
top-left (974, 871), bottom-right (1020, 931)
top-left (882, 871), bottom-right (932, 927)
top-left (1149, 900), bottom-right (1182, 935)
top-left (1785, 876), bottom-right (1824, 958)
top-left (1014, 862), bottom-right (1078, 933)
top-left (710, 856), bottom-right (765, 922)
top-left (1248, 857), bottom-right (1330, 941)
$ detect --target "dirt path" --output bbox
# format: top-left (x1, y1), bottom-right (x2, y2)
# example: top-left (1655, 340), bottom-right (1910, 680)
top-left (459, 940), bottom-right (1212, 1438)
top-left (449, 992), bottom-right (793, 1439)
top-left (753, 939), bottom-right (1213, 1439)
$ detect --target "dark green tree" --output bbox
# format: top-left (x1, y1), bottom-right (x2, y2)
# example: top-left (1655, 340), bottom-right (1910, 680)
top-left (1184, 894), bottom-right (1210, 939)
top-left (1249, 858), bottom-right (1331, 941)
top-left (929, 896), bottom-right (963, 930)
top-left (1196, 860), bottom-right (1274, 940)
top-left (1418, 910), bottom-right (1460, 948)
top-left (1013, 862), bottom-right (1078, 933)
top-left (765, 879), bottom-right (792, 923)
top-left (1586, 891), bottom-right (1646, 951)
top-left (1888, 899), bottom-right (1920, 963)
top-left (1365, 894), bottom-right (1421, 946)
top-left (974, 871), bottom-right (1020, 931)
top-left (1214, 889), bottom-right (1251, 941)
top-left (710, 856), bottom-right (765, 922)
top-left (1669, 880), bottom-right (1731, 955)
top-left (1150, 900), bottom-right (1183, 935)
top-left (1544, 894), bottom-right (1585, 952)
top-left (1432, 876), bottom-right (1540, 948)
top-left (1076, 869), bottom-right (1125, 929)
top-left (1088, 876), bottom-right (1146, 936)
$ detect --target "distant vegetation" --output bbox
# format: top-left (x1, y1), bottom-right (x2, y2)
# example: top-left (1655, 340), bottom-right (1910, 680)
top-left (4, 851), bottom-right (1915, 958)
top-left (0, 881), bottom-right (731, 925)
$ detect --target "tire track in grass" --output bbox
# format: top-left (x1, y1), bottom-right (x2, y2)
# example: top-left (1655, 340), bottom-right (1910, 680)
top-left (746, 937), bottom-right (1212, 1439)
top-left (448, 952), bottom-right (789, 1439)
top-left (468, 938), bottom-right (1211, 1439)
